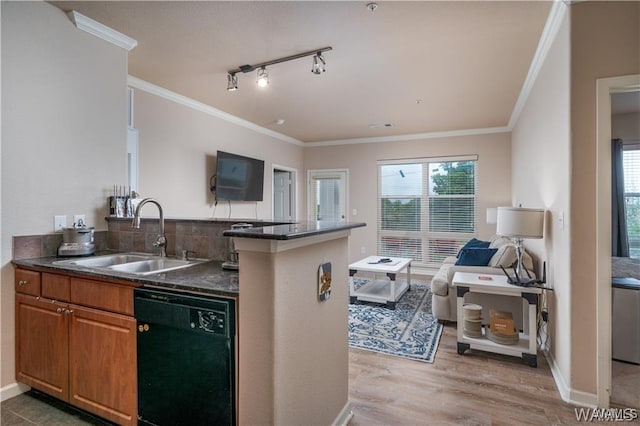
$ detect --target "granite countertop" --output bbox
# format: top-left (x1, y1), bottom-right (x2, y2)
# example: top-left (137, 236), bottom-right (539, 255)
top-left (223, 220), bottom-right (366, 240)
top-left (13, 253), bottom-right (239, 298)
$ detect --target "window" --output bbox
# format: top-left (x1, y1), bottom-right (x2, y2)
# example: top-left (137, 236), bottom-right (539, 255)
top-left (378, 156), bottom-right (477, 268)
top-left (623, 147), bottom-right (640, 258)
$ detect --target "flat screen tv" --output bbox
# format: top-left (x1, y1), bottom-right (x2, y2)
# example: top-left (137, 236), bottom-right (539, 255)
top-left (215, 151), bottom-right (265, 201)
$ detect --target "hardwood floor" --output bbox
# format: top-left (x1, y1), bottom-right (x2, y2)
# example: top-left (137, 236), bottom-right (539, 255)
top-left (612, 360), bottom-right (640, 409)
top-left (349, 323), bottom-right (582, 425)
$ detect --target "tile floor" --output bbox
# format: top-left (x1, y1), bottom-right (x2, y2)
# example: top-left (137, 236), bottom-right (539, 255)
top-left (1, 391), bottom-right (112, 425)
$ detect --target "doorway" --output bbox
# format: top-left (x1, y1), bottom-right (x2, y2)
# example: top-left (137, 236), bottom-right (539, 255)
top-left (596, 74), bottom-right (640, 407)
top-left (307, 169), bottom-right (348, 222)
top-left (273, 166), bottom-right (296, 221)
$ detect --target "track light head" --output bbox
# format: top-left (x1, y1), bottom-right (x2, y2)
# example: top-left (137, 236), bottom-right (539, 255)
top-left (256, 67), bottom-right (269, 87)
top-left (311, 52), bottom-right (326, 74)
top-left (226, 73), bottom-right (238, 91)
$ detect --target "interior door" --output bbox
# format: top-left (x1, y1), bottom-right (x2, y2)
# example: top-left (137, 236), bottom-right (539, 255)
top-left (273, 170), bottom-right (293, 221)
top-left (308, 170), bottom-right (348, 222)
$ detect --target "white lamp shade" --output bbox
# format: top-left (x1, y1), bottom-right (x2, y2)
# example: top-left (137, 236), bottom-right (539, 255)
top-left (496, 207), bottom-right (545, 239)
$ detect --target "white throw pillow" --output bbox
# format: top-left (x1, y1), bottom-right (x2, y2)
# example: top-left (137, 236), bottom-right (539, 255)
top-left (489, 236), bottom-right (511, 249)
top-left (489, 244), bottom-right (517, 267)
top-left (489, 242), bottom-right (535, 271)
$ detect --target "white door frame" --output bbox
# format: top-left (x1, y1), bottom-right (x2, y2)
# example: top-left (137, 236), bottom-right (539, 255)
top-left (595, 74), bottom-right (640, 407)
top-left (272, 164), bottom-right (298, 221)
top-left (307, 169), bottom-right (349, 221)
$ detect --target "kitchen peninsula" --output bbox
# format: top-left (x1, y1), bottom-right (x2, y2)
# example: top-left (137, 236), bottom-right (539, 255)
top-left (13, 219), bottom-right (364, 425)
top-left (224, 221), bottom-right (365, 425)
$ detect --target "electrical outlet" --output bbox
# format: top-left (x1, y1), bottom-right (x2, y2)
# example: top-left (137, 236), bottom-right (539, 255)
top-left (361, 246), bottom-right (366, 254)
top-left (54, 215), bottom-right (66, 232)
top-left (73, 214), bottom-right (86, 226)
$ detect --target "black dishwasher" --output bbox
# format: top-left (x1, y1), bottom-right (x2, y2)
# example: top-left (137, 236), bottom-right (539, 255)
top-left (135, 288), bottom-right (235, 425)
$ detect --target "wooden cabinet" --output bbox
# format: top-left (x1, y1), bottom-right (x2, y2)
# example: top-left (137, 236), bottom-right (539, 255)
top-left (15, 269), bottom-right (41, 297)
top-left (15, 294), bottom-right (69, 401)
top-left (14, 268), bottom-right (138, 425)
top-left (69, 304), bottom-right (137, 424)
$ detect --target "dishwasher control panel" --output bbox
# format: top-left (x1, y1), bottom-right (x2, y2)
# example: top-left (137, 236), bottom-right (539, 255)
top-left (190, 309), bottom-right (227, 335)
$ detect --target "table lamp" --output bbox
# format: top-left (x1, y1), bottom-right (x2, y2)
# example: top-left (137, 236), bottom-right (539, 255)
top-left (496, 207), bottom-right (545, 286)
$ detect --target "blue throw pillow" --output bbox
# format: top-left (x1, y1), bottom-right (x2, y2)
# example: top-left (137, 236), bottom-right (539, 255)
top-left (456, 238), bottom-right (490, 257)
top-left (455, 248), bottom-right (498, 266)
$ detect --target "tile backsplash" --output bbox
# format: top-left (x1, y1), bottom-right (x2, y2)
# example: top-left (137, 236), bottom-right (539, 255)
top-left (13, 218), bottom-right (284, 261)
top-left (106, 218), bottom-right (280, 261)
top-left (13, 232), bottom-right (109, 260)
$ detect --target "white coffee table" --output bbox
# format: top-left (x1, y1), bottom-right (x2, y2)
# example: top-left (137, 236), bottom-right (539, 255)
top-left (348, 256), bottom-right (412, 309)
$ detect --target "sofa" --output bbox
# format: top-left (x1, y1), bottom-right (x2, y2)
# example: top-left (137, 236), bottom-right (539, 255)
top-left (430, 236), bottom-right (536, 327)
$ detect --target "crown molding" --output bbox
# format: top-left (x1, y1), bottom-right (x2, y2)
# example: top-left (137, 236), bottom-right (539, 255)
top-left (305, 126), bottom-right (511, 147)
top-left (127, 76), bottom-right (305, 147)
top-left (508, 1), bottom-right (567, 129)
top-left (67, 10), bottom-right (137, 51)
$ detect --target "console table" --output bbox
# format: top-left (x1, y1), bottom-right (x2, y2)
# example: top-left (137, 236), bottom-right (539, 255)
top-left (348, 256), bottom-right (411, 309)
top-left (452, 272), bottom-right (542, 367)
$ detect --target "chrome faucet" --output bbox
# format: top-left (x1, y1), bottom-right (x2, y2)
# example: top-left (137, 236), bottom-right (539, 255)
top-left (132, 198), bottom-right (167, 257)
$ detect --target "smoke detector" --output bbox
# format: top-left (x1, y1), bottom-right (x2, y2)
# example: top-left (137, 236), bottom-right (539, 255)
top-left (369, 123), bottom-right (393, 129)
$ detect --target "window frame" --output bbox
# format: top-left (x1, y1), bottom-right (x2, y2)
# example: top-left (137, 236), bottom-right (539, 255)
top-left (623, 144), bottom-right (640, 258)
top-left (377, 155), bottom-right (478, 268)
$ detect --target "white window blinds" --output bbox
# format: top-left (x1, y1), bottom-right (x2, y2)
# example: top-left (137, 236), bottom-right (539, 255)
top-left (623, 147), bottom-right (640, 258)
top-left (378, 156), bottom-right (477, 268)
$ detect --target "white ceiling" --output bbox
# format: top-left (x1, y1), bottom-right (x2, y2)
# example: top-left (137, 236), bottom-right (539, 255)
top-left (612, 91), bottom-right (640, 115)
top-left (51, 1), bottom-right (553, 144)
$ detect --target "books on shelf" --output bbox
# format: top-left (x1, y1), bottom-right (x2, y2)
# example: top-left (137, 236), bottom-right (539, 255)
top-left (487, 309), bottom-right (519, 345)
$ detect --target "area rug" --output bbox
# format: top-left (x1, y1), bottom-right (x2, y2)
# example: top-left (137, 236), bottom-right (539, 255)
top-left (348, 279), bottom-right (443, 363)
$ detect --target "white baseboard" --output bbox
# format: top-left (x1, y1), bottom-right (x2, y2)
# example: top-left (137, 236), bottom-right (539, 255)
top-left (544, 350), bottom-right (598, 408)
top-left (1, 382), bottom-right (30, 402)
top-left (332, 401), bottom-right (354, 426)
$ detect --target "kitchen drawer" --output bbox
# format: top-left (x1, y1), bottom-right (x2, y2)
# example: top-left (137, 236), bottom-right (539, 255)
top-left (15, 269), bottom-right (41, 297)
top-left (42, 273), bottom-right (71, 302)
top-left (70, 278), bottom-right (134, 316)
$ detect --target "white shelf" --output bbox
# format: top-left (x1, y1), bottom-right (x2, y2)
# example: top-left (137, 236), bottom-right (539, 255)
top-left (453, 272), bottom-right (539, 367)
top-left (461, 329), bottom-right (532, 357)
top-left (351, 279), bottom-right (409, 304)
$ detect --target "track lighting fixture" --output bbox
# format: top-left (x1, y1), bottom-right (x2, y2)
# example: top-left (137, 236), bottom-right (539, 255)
top-left (311, 52), bottom-right (326, 74)
top-left (226, 73), bottom-right (238, 91)
top-left (256, 67), bottom-right (269, 88)
top-left (226, 46), bottom-right (332, 91)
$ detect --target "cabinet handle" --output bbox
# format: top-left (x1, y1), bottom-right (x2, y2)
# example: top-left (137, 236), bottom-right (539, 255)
top-left (56, 307), bottom-right (64, 314)
top-left (18, 280), bottom-right (27, 287)
top-left (65, 309), bottom-right (74, 315)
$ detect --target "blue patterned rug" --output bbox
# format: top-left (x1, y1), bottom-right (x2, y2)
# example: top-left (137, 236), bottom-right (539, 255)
top-left (348, 279), bottom-right (443, 363)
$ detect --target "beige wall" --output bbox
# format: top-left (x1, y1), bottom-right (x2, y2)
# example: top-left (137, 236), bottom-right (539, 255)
top-left (570, 1), bottom-right (640, 394)
top-left (237, 234), bottom-right (349, 424)
top-left (303, 133), bottom-right (512, 265)
top-left (1, 2), bottom-right (128, 391)
top-left (133, 89), bottom-right (304, 219)
top-left (511, 8), bottom-right (571, 393)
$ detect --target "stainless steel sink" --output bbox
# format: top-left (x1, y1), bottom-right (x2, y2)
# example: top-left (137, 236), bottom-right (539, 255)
top-left (54, 253), bottom-right (155, 268)
top-left (54, 253), bottom-right (204, 275)
top-left (107, 258), bottom-right (202, 275)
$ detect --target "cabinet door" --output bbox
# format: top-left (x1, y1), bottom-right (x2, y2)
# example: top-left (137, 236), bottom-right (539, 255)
top-left (15, 269), bottom-right (41, 296)
top-left (68, 305), bottom-right (137, 426)
top-left (15, 294), bottom-right (69, 401)
top-left (42, 273), bottom-right (70, 302)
